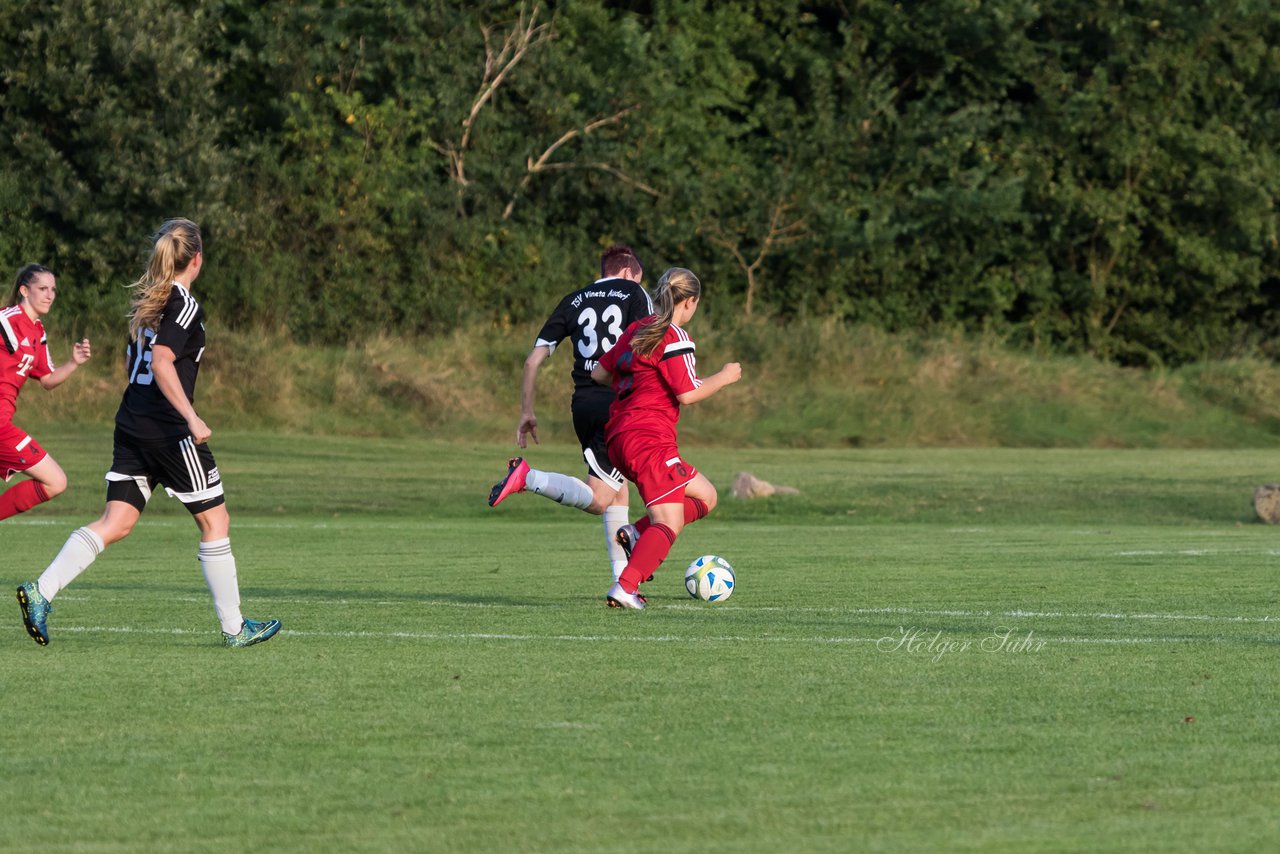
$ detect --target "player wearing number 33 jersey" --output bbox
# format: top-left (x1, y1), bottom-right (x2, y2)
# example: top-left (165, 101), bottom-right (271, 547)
top-left (487, 245), bottom-right (652, 583)
top-left (533, 267), bottom-right (653, 477)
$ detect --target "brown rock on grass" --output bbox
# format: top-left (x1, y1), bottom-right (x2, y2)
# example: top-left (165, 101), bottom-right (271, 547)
top-left (1254, 485), bottom-right (1280, 523)
top-left (732, 472), bottom-right (800, 499)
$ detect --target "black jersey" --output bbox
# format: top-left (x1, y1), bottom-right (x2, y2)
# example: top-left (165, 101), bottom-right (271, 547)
top-left (115, 283), bottom-right (206, 441)
top-left (535, 277), bottom-right (652, 401)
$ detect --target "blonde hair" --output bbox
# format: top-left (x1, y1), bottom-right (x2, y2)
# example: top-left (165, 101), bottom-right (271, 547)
top-left (629, 267), bottom-right (701, 357)
top-left (127, 218), bottom-right (202, 339)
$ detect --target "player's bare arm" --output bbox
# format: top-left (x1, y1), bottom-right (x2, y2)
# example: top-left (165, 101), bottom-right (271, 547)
top-left (518, 345), bottom-right (552, 448)
top-left (590, 364), bottom-right (613, 386)
top-left (151, 343), bottom-right (211, 444)
top-left (38, 338), bottom-right (92, 390)
top-left (677, 362), bottom-right (742, 405)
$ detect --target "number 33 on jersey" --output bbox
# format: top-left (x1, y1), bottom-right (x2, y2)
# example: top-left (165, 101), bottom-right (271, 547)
top-left (535, 277), bottom-right (653, 396)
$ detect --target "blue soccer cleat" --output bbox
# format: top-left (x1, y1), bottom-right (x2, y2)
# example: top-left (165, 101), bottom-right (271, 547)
top-left (16, 581), bottom-right (52, 646)
top-left (223, 617), bottom-right (282, 648)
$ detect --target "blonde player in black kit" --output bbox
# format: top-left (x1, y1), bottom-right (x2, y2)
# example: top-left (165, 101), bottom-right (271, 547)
top-left (16, 219), bottom-right (281, 648)
top-left (488, 244), bottom-right (652, 581)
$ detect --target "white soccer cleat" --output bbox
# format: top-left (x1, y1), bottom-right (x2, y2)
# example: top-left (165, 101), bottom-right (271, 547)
top-left (606, 582), bottom-right (646, 610)
top-left (614, 524), bottom-right (639, 559)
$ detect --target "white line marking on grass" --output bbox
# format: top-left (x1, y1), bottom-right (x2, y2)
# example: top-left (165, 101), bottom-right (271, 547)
top-left (1114, 548), bottom-right (1257, 557)
top-left (81, 595), bottom-right (1280, 625)
top-left (46, 625), bottom-right (1252, 647)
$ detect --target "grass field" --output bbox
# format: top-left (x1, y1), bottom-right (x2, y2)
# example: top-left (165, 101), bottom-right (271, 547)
top-left (3, 427), bottom-right (1279, 852)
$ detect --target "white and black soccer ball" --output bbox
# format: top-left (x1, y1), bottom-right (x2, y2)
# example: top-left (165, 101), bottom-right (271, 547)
top-left (685, 555), bottom-right (735, 602)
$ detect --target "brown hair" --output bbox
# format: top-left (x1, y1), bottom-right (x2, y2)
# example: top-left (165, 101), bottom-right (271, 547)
top-left (629, 267), bottom-right (701, 357)
top-left (600, 244), bottom-right (642, 279)
top-left (127, 218), bottom-right (202, 339)
top-left (8, 264), bottom-right (52, 308)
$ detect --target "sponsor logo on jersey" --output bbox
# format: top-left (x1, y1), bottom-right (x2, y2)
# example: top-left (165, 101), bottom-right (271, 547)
top-left (208, 467), bottom-right (221, 484)
top-left (571, 288), bottom-right (634, 309)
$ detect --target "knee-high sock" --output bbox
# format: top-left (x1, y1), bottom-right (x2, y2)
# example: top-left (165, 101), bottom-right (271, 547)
top-left (603, 505), bottom-right (630, 580)
top-left (199, 538), bottom-right (245, 635)
top-left (619, 523), bottom-right (676, 593)
top-left (37, 526), bottom-right (105, 601)
top-left (0, 480), bottom-right (50, 521)
top-left (525, 469), bottom-right (593, 510)
top-left (633, 498), bottom-right (708, 536)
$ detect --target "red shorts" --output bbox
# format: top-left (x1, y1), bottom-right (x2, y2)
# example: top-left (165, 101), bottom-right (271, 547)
top-left (0, 422), bottom-right (48, 482)
top-left (607, 429), bottom-right (698, 507)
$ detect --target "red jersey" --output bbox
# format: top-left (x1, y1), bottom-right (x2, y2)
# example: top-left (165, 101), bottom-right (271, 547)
top-left (0, 306), bottom-right (54, 424)
top-left (598, 318), bottom-right (702, 442)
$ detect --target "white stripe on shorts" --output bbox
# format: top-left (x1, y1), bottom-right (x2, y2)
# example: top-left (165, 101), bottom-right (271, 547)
top-left (179, 438), bottom-right (207, 492)
top-left (584, 448), bottom-right (624, 491)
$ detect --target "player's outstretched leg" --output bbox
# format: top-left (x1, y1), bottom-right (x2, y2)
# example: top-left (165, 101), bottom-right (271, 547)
top-left (223, 617), bottom-right (282, 648)
top-left (488, 458), bottom-right (530, 507)
top-left (16, 581), bottom-right (52, 646)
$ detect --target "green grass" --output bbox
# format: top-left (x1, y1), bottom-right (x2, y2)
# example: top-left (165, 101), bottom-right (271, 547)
top-left (3, 427), bottom-right (1280, 852)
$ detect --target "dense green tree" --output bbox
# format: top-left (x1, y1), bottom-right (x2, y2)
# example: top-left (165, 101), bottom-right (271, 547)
top-left (1, 0), bottom-right (1276, 364)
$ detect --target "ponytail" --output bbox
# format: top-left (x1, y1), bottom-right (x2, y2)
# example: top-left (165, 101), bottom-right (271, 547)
top-left (128, 218), bottom-right (202, 339)
top-left (629, 267), bottom-right (701, 357)
top-left (8, 264), bottom-right (52, 308)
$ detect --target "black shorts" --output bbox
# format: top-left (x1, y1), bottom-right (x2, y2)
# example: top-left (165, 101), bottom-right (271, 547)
top-left (105, 428), bottom-right (226, 514)
top-left (572, 392), bottom-right (624, 491)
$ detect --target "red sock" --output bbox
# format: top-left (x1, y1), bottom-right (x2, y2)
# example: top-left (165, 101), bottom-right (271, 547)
top-left (685, 497), bottom-right (709, 523)
top-left (0, 480), bottom-right (50, 521)
top-left (619, 523), bottom-right (675, 592)
top-left (633, 498), bottom-right (708, 536)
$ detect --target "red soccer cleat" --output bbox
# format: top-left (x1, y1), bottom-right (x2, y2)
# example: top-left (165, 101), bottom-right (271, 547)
top-left (488, 457), bottom-right (530, 507)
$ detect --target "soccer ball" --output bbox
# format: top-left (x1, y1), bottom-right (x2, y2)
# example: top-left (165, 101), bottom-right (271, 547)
top-left (685, 555), bottom-right (735, 602)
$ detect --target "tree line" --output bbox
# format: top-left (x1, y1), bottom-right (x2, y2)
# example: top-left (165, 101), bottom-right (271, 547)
top-left (2, 0), bottom-right (1277, 366)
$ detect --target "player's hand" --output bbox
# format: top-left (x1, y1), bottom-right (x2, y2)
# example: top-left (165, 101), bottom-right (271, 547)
top-left (188, 415), bottom-right (212, 445)
top-left (517, 413), bottom-right (539, 449)
top-left (720, 362), bottom-right (742, 385)
top-left (72, 338), bottom-right (91, 365)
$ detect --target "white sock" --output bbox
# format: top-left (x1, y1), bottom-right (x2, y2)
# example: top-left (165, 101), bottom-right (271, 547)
top-left (603, 505), bottom-right (630, 580)
top-left (37, 527), bottom-right (105, 601)
top-left (199, 538), bottom-right (244, 635)
top-left (525, 469), bottom-right (593, 510)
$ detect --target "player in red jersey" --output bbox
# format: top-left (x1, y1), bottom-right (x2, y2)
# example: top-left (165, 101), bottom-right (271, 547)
top-left (0, 264), bottom-right (92, 522)
top-left (591, 267), bottom-right (741, 609)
